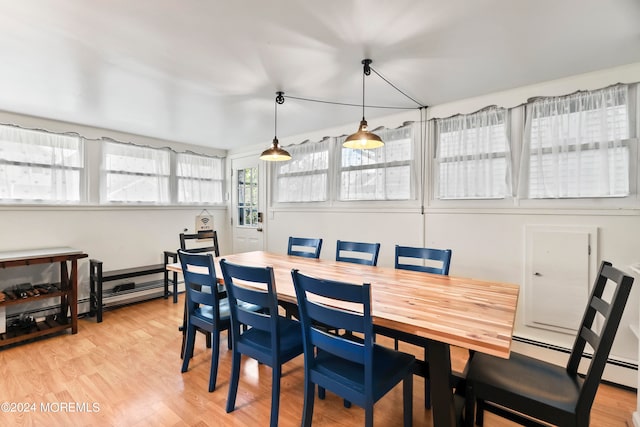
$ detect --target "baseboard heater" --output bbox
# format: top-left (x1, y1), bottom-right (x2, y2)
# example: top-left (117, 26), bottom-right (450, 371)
top-left (513, 335), bottom-right (638, 372)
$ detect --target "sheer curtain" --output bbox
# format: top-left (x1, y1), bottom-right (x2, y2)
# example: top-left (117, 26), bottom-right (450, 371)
top-left (176, 152), bottom-right (224, 204)
top-left (435, 107), bottom-right (511, 199)
top-left (338, 123), bottom-right (416, 201)
top-left (518, 84), bottom-right (630, 198)
top-left (101, 141), bottom-right (170, 203)
top-left (274, 138), bottom-right (330, 203)
top-left (0, 125), bottom-right (83, 203)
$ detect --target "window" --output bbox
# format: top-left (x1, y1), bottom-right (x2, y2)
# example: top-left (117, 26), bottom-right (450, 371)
top-left (176, 152), bottom-right (224, 204)
top-left (435, 107), bottom-right (511, 199)
top-left (520, 84), bottom-right (632, 199)
top-left (0, 125), bottom-right (84, 203)
top-left (101, 141), bottom-right (170, 203)
top-left (339, 124), bottom-right (415, 201)
top-left (274, 139), bottom-right (329, 202)
top-left (237, 167), bottom-right (259, 226)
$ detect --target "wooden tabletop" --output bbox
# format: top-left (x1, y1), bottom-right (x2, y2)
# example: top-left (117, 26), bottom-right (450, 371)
top-left (168, 250), bottom-right (519, 359)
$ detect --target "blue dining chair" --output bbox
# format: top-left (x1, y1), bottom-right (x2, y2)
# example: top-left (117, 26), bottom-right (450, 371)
top-left (291, 269), bottom-right (415, 427)
top-left (336, 240), bottom-right (381, 266)
top-left (219, 259), bottom-right (304, 427)
top-left (389, 245), bottom-right (453, 409)
top-left (178, 249), bottom-right (231, 392)
top-left (394, 245), bottom-right (452, 275)
top-left (287, 236), bottom-right (323, 258)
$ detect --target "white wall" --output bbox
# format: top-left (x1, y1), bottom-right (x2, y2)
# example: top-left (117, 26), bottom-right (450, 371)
top-left (239, 62), bottom-right (640, 385)
top-left (0, 110), bottom-right (230, 313)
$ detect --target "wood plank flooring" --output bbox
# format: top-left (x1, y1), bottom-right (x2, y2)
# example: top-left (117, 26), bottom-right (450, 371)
top-left (0, 296), bottom-right (635, 426)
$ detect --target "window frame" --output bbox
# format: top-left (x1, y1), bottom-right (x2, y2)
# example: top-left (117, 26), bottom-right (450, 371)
top-left (0, 125), bottom-right (86, 204)
top-left (272, 138), bottom-right (331, 205)
top-left (100, 141), bottom-right (171, 205)
top-left (335, 123), bottom-right (419, 204)
top-left (175, 152), bottom-right (225, 205)
top-left (433, 107), bottom-right (513, 201)
top-left (516, 83), bottom-right (640, 209)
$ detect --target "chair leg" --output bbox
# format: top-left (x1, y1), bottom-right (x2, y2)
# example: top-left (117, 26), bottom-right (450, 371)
top-left (302, 379), bottom-right (315, 427)
top-left (270, 365), bottom-right (281, 427)
top-left (226, 350), bottom-right (241, 413)
top-left (464, 381), bottom-right (475, 427)
top-left (424, 345), bottom-right (431, 409)
top-left (209, 330), bottom-right (220, 392)
top-left (394, 338), bottom-right (399, 351)
top-left (206, 331), bottom-right (212, 348)
top-left (318, 386), bottom-right (325, 400)
top-left (403, 373), bottom-right (413, 427)
top-left (365, 403), bottom-right (374, 427)
top-left (181, 325), bottom-right (195, 372)
top-left (226, 329), bottom-right (232, 350)
top-left (475, 399), bottom-right (485, 426)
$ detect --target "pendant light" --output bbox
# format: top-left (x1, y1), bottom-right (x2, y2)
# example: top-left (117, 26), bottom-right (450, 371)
top-left (343, 59), bottom-right (384, 149)
top-left (260, 91), bottom-right (291, 161)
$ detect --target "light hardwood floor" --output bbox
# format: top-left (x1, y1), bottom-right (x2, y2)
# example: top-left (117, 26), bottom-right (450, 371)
top-left (1, 296), bottom-right (635, 426)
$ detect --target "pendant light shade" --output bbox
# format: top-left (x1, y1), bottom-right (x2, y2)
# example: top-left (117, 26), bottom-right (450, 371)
top-left (343, 119), bottom-right (384, 149)
top-left (260, 91), bottom-right (291, 162)
top-left (344, 59), bottom-right (384, 149)
top-left (260, 137), bottom-right (291, 161)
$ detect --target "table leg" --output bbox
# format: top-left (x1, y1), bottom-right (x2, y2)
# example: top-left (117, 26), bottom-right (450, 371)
top-left (60, 260), bottom-right (69, 324)
top-left (428, 340), bottom-right (457, 427)
top-left (69, 259), bottom-right (78, 334)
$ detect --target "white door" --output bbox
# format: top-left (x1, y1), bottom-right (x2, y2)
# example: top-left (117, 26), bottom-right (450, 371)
top-left (524, 225), bottom-right (597, 335)
top-left (231, 155), bottom-right (265, 253)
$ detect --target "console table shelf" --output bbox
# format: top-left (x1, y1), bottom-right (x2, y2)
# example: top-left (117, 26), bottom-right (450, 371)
top-left (0, 247), bottom-right (87, 349)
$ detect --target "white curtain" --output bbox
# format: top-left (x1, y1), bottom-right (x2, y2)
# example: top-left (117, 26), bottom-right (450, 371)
top-left (435, 107), bottom-right (511, 199)
top-left (101, 141), bottom-right (170, 203)
top-left (0, 125), bottom-right (83, 203)
top-left (338, 123), bottom-right (416, 201)
top-left (176, 152), bottom-right (224, 204)
top-left (519, 84), bottom-right (630, 198)
top-left (274, 138), bottom-right (329, 202)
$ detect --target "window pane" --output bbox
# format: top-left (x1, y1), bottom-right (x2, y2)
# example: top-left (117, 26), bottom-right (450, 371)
top-left (237, 167), bottom-right (258, 227)
top-left (102, 142), bottom-right (170, 203)
top-left (525, 84), bottom-right (630, 199)
top-left (177, 153), bottom-right (224, 204)
top-left (435, 107), bottom-right (510, 200)
top-left (275, 140), bottom-right (329, 203)
top-left (339, 125), bottom-right (414, 201)
top-left (0, 125), bottom-right (84, 203)
top-left (0, 164), bottom-right (80, 201)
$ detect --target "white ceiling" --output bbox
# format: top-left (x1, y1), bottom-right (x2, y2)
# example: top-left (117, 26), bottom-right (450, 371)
top-left (1, 0), bottom-right (639, 150)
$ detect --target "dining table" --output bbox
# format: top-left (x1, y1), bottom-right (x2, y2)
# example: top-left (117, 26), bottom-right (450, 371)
top-left (167, 250), bottom-right (519, 427)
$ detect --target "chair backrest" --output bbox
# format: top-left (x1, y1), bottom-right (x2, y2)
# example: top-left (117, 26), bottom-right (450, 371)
top-left (568, 260), bottom-right (634, 413)
top-left (336, 240), bottom-right (381, 266)
top-left (180, 230), bottom-right (220, 257)
top-left (395, 245), bottom-right (452, 275)
top-left (177, 249), bottom-right (222, 321)
top-left (287, 236), bottom-right (322, 259)
top-left (291, 270), bottom-right (373, 396)
top-left (219, 259), bottom-right (281, 360)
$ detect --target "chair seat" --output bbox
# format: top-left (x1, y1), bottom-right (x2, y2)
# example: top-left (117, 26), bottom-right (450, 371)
top-left (195, 298), bottom-right (230, 321)
top-left (237, 316), bottom-right (304, 362)
top-left (315, 343), bottom-right (415, 402)
top-left (468, 352), bottom-right (583, 417)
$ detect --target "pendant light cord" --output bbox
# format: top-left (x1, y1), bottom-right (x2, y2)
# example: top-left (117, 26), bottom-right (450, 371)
top-left (274, 91), bottom-right (284, 139)
top-left (362, 65), bottom-right (366, 119)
